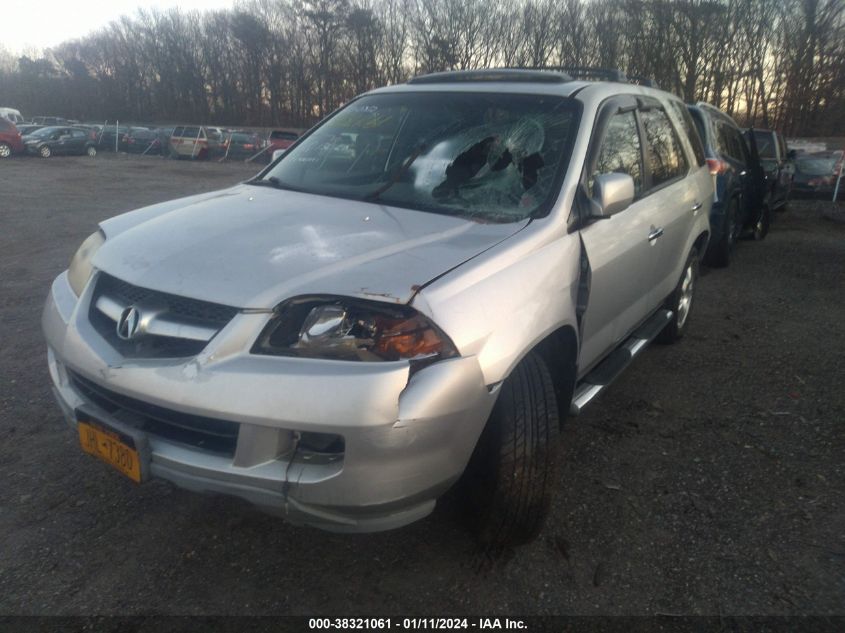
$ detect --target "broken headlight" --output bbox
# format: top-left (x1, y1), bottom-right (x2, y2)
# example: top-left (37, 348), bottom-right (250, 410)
top-left (68, 230), bottom-right (105, 297)
top-left (252, 296), bottom-right (458, 366)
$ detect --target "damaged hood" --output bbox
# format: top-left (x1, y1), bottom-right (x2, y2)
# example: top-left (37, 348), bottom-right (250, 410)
top-left (94, 184), bottom-right (527, 309)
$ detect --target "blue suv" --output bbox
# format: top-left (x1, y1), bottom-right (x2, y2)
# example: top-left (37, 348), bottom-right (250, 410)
top-left (686, 103), bottom-right (768, 267)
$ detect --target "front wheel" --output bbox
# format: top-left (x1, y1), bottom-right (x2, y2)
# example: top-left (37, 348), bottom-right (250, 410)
top-left (39, 145), bottom-right (52, 158)
top-left (461, 351), bottom-right (560, 548)
top-left (657, 246), bottom-right (699, 344)
top-left (85, 145), bottom-right (97, 157)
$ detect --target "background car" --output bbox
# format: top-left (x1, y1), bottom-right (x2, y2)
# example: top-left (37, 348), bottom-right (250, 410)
top-left (23, 126), bottom-right (98, 157)
top-left (0, 107), bottom-right (25, 125)
top-left (747, 128), bottom-right (793, 211)
top-left (687, 103), bottom-right (768, 267)
top-left (168, 125), bottom-right (222, 159)
top-left (17, 124), bottom-right (45, 137)
top-left (792, 151), bottom-right (843, 196)
top-left (221, 131), bottom-right (262, 159)
top-left (267, 129), bottom-right (298, 153)
top-left (119, 127), bottom-right (161, 154)
top-left (29, 116), bottom-right (69, 126)
top-left (0, 117), bottom-right (24, 158)
top-left (96, 124), bottom-right (132, 151)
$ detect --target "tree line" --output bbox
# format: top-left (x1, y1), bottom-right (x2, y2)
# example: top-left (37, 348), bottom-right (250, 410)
top-left (0, 0), bottom-right (843, 136)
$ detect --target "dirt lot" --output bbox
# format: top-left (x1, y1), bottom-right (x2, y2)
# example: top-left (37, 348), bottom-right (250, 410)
top-left (0, 154), bottom-right (843, 616)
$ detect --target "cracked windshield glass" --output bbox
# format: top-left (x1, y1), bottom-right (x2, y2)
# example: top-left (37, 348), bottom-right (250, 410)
top-left (264, 92), bottom-right (579, 221)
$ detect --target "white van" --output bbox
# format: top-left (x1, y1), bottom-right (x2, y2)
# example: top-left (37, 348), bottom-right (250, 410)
top-left (0, 108), bottom-right (24, 124)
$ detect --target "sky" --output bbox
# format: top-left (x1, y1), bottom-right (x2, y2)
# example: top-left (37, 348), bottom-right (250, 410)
top-left (4, 0), bottom-right (237, 54)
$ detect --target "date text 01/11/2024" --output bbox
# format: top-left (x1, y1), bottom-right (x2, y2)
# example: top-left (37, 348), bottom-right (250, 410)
top-left (308, 618), bottom-right (528, 630)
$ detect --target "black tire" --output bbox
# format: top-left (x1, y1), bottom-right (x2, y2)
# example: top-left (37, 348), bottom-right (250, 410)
top-left (705, 198), bottom-right (739, 268)
top-left (461, 351), bottom-right (560, 548)
top-left (752, 205), bottom-right (771, 241)
top-left (0, 142), bottom-right (11, 158)
top-left (39, 145), bottom-right (52, 158)
top-left (85, 145), bottom-right (97, 157)
top-left (657, 246), bottom-right (699, 344)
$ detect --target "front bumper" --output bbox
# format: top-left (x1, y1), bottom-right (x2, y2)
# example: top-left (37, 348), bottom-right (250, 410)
top-left (43, 271), bottom-right (496, 532)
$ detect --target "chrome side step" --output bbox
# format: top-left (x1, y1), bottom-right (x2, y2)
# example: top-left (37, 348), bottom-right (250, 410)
top-left (569, 309), bottom-right (673, 416)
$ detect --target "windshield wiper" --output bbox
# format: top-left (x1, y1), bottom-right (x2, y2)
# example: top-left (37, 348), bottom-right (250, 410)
top-left (247, 176), bottom-right (299, 191)
top-left (364, 143), bottom-right (428, 202)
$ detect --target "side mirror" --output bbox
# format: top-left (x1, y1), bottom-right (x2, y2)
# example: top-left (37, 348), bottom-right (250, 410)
top-left (272, 149), bottom-right (286, 161)
top-left (591, 172), bottom-right (635, 218)
top-left (787, 149), bottom-right (797, 160)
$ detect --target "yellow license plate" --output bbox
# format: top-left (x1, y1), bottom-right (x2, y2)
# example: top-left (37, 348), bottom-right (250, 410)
top-left (78, 421), bottom-right (142, 483)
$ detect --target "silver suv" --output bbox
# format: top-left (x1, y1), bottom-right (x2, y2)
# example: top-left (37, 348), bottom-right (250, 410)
top-left (43, 69), bottom-right (712, 545)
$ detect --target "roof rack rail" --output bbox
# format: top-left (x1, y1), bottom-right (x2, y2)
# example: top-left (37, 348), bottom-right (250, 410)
top-left (408, 68), bottom-right (572, 85)
top-left (628, 75), bottom-right (659, 89)
top-left (548, 66), bottom-right (628, 83)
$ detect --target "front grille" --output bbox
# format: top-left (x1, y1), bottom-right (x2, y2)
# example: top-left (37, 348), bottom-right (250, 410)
top-left (89, 273), bottom-right (239, 358)
top-left (69, 370), bottom-right (239, 456)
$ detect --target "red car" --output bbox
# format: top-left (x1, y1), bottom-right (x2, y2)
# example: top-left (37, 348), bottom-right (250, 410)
top-left (266, 129), bottom-right (298, 153)
top-left (0, 117), bottom-right (24, 158)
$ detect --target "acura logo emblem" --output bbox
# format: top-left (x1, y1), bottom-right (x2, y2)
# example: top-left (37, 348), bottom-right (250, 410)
top-left (116, 306), bottom-right (142, 340)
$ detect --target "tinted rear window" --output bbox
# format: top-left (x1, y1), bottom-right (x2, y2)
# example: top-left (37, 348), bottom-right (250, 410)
top-left (271, 131), bottom-right (298, 140)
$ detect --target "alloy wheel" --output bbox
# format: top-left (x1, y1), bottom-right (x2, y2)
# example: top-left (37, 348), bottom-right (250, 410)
top-left (677, 261), bottom-right (694, 329)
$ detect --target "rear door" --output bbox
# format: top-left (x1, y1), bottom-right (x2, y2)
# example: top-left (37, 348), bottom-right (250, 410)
top-left (578, 96), bottom-right (660, 372)
top-left (638, 100), bottom-right (700, 307)
top-left (54, 128), bottom-right (73, 154)
top-left (68, 129), bottom-right (87, 153)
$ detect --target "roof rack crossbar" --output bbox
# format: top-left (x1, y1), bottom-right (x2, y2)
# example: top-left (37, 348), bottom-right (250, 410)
top-left (408, 69), bottom-right (572, 85)
top-left (628, 74), bottom-right (660, 89)
top-left (542, 66), bottom-right (629, 83)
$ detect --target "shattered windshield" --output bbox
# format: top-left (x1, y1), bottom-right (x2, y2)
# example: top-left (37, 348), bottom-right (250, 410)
top-left (262, 92), bottom-right (579, 221)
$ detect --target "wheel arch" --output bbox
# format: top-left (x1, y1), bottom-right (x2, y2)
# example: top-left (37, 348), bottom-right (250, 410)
top-left (530, 325), bottom-right (579, 425)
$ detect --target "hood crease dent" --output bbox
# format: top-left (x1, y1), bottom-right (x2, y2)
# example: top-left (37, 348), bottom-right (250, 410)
top-left (94, 184), bottom-right (528, 309)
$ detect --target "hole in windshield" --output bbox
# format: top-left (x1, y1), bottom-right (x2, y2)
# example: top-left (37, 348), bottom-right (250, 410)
top-left (262, 92), bottom-right (579, 222)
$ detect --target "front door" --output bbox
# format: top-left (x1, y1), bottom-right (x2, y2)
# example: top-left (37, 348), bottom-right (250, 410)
top-left (578, 97), bottom-right (659, 373)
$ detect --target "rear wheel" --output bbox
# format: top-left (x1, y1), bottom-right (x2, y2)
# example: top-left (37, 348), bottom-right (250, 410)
top-left (657, 246), bottom-right (699, 344)
top-left (39, 145), bottom-right (52, 158)
top-left (0, 142), bottom-right (11, 158)
top-left (461, 352), bottom-right (560, 549)
top-left (85, 145), bottom-right (97, 157)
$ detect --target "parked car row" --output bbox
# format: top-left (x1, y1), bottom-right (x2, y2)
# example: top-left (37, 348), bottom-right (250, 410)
top-left (0, 115), bottom-right (301, 162)
top-left (42, 67), bottom-right (809, 550)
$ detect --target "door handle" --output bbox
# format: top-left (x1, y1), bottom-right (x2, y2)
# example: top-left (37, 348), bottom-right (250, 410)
top-left (648, 227), bottom-right (664, 241)
top-left (691, 201), bottom-right (703, 212)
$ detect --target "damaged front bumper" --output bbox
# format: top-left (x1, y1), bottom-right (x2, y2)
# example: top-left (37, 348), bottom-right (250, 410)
top-left (43, 271), bottom-right (497, 532)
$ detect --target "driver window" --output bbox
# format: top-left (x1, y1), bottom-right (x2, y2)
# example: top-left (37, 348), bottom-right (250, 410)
top-left (591, 110), bottom-right (643, 196)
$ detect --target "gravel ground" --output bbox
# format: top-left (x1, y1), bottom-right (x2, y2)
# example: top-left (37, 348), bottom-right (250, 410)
top-left (0, 154), bottom-right (843, 616)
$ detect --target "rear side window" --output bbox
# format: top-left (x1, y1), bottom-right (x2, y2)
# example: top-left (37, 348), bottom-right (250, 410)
top-left (591, 110), bottom-right (643, 196)
top-left (271, 131), bottom-right (298, 141)
top-left (669, 101), bottom-right (705, 166)
top-left (641, 108), bottom-right (688, 188)
top-left (0, 118), bottom-right (11, 131)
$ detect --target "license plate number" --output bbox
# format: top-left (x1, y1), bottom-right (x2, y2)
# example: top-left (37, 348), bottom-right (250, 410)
top-left (78, 420), bottom-right (142, 483)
